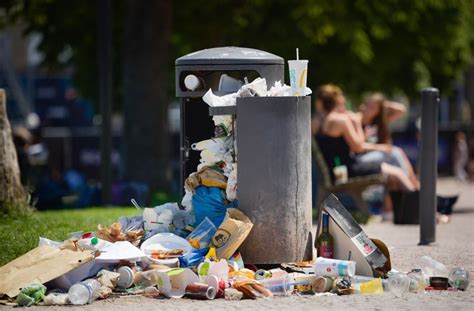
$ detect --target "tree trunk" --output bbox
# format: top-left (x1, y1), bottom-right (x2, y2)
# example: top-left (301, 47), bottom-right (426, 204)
top-left (122, 0), bottom-right (173, 192)
top-left (0, 89), bottom-right (28, 214)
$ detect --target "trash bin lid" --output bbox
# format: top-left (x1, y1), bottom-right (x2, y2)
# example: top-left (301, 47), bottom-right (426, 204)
top-left (176, 46), bottom-right (284, 65)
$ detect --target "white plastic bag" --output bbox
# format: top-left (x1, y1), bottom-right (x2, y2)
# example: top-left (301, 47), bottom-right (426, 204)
top-left (226, 163), bottom-right (238, 201)
top-left (38, 237), bottom-right (63, 248)
top-left (203, 89), bottom-right (237, 107)
top-left (237, 77), bottom-right (268, 97)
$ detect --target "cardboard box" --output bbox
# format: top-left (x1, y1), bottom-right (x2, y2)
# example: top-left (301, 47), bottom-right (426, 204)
top-left (316, 194), bottom-right (388, 277)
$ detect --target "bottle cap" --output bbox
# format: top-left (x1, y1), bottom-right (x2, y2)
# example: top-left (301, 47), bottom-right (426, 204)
top-left (91, 237), bottom-right (98, 245)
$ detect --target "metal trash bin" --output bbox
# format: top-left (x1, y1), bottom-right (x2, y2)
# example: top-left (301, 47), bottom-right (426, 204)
top-left (175, 47), bottom-right (284, 190)
top-left (236, 96), bottom-right (312, 264)
top-left (175, 47), bottom-right (312, 264)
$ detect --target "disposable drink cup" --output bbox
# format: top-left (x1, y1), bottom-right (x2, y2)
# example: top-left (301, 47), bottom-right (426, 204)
top-left (387, 273), bottom-right (410, 297)
top-left (288, 60), bottom-right (308, 96)
top-left (314, 257), bottom-right (356, 277)
top-left (258, 275), bottom-right (293, 296)
top-left (333, 165), bottom-right (348, 184)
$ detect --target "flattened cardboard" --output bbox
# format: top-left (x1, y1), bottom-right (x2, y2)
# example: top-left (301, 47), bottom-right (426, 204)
top-left (316, 194), bottom-right (387, 277)
top-left (0, 246), bottom-right (95, 298)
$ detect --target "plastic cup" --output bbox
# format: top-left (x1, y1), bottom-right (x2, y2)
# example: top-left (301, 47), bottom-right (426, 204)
top-left (314, 257), bottom-right (356, 277)
top-left (387, 273), bottom-right (410, 297)
top-left (258, 275), bottom-right (293, 296)
top-left (288, 60), bottom-right (308, 96)
top-left (333, 165), bottom-right (348, 184)
top-left (68, 283), bottom-right (92, 305)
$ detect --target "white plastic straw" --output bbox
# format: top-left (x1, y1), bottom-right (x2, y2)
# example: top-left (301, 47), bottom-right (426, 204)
top-left (296, 48), bottom-right (299, 60)
top-left (131, 198), bottom-right (142, 211)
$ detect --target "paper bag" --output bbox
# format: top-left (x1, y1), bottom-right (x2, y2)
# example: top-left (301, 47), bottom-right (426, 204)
top-left (211, 208), bottom-right (253, 259)
top-left (0, 246), bottom-right (95, 298)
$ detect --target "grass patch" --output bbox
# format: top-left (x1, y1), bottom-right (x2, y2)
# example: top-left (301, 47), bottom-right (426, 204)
top-left (0, 207), bottom-right (138, 266)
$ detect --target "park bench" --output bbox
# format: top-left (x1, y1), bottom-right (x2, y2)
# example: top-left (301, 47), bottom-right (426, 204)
top-left (312, 137), bottom-right (386, 214)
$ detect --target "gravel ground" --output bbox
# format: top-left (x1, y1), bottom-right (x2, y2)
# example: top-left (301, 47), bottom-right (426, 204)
top-left (3, 178), bottom-right (473, 311)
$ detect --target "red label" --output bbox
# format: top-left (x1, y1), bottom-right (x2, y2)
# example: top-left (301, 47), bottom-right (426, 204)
top-left (318, 245), bottom-right (334, 258)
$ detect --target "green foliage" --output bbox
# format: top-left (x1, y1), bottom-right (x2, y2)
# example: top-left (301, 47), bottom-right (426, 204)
top-left (2, 0), bottom-right (474, 101)
top-left (1, 0), bottom-right (124, 106)
top-left (0, 207), bottom-right (138, 266)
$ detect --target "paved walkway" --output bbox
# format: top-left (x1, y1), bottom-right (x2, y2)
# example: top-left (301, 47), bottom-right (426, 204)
top-left (15, 178), bottom-right (474, 310)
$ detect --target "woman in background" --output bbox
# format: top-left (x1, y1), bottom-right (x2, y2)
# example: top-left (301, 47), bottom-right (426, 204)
top-left (356, 93), bottom-right (419, 189)
top-left (315, 84), bottom-right (417, 191)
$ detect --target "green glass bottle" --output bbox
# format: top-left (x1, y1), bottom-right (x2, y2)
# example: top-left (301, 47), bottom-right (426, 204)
top-left (316, 212), bottom-right (334, 258)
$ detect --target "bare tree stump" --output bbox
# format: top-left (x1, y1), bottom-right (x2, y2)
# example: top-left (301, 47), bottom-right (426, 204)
top-left (0, 89), bottom-right (31, 216)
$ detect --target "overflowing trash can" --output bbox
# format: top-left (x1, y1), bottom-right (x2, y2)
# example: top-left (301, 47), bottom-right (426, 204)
top-left (1, 47), bottom-right (469, 308)
top-left (176, 47), bottom-right (312, 264)
top-left (175, 47), bottom-right (284, 189)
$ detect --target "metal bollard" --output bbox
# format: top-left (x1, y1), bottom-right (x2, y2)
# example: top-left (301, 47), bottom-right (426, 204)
top-left (419, 87), bottom-right (439, 245)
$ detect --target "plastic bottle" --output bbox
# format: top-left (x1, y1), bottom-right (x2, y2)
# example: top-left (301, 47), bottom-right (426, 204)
top-left (449, 267), bottom-right (470, 291)
top-left (258, 275), bottom-right (293, 296)
top-left (418, 256), bottom-right (448, 276)
top-left (68, 279), bottom-right (101, 305)
top-left (77, 237), bottom-right (112, 251)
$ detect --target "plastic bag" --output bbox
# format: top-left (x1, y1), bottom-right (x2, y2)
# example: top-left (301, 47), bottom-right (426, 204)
top-left (187, 217), bottom-right (217, 249)
top-left (237, 77), bottom-right (267, 97)
top-left (192, 186), bottom-right (237, 227)
top-left (203, 89), bottom-right (237, 107)
top-left (179, 247), bottom-right (209, 268)
top-left (16, 283), bottom-right (47, 307)
top-left (41, 293), bottom-right (69, 306)
top-left (267, 81), bottom-right (292, 96)
top-left (226, 163), bottom-right (237, 201)
top-left (38, 237), bottom-right (63, 248)
top-left (117, 215), bottom-right (143, 233)
top-left (181, 190), bottom-right (193, 211)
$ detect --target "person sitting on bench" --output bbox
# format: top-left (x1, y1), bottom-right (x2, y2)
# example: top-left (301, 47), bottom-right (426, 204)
top-left (315, 84), bottom-right (417, 191)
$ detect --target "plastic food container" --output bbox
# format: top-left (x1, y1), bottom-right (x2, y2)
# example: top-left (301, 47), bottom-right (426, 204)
top-left (140, 233), bottom-right (192, 265)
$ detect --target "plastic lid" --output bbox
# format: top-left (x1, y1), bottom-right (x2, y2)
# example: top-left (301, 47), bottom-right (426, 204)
top-left (91, 237), bottom-right (98, 245)
top-left (176, 47), bottom-right (284, 65)
top-left (117, 266), bottom-right (135, 289)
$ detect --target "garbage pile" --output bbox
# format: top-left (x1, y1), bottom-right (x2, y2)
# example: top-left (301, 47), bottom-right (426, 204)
top-left (0, 78), bottom-right (470, 307)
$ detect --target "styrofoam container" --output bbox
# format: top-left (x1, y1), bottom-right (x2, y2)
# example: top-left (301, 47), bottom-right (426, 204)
top-left (46, 260), bottom-right (108, 290)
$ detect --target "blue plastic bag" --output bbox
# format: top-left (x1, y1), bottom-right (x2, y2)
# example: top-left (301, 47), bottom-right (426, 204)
top-left (192, 186), bottom-right (237, 227)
